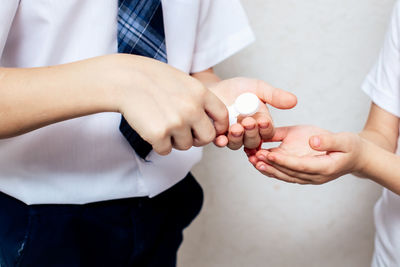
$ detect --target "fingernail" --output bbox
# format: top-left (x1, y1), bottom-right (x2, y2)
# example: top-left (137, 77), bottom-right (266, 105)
top-left (244, 124), bottom-right (256, 130)
top-left (259, 122), bottom-right (270, 129)
top-left (312, 137), bottom-right (321, 147)
top-left (258, 165), bottom-right (266, 171)
top-left (257, 155), bottom-right (266, 161)
top-left (232, 132), bottom-right (243, 137)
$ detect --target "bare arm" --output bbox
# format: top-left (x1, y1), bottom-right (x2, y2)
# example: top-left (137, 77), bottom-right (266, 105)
top-left (356, 103), bottom-right (400, 192)
top-left (358, 136), bottom-right (400, 193)
top-left (0, 54), bottom-right (229, 155)
top-left (0, 57), bottom-right (118, 138)
top-left (359, 103), bottom-right (399, 152)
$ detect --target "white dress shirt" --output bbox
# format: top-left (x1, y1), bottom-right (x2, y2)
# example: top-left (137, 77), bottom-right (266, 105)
top-left (0, 0), bottom-right (254, 204)
top-left (362, 1), bottom-right (400, 266)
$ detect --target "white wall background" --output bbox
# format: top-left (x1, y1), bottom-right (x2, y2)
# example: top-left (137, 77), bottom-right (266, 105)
top-left (178, 0), bottom-right (396, 266)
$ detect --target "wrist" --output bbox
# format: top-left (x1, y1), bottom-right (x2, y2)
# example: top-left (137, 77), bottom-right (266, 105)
top-left (191, 68), bottom-right (221, 89)
top-left (352, 135), bottom-right (372, 177)
top-left (96, 54), bottom-right (149, 114)
top-left (192, 71), bottom-right (224, 104)
top-left (53, 55), bottom-right (126, 114)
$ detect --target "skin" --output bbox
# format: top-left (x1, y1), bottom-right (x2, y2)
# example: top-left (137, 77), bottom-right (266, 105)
top-left (249, 103), bottom-right (400, 195)
top-left (0, 54), bottom-right (297, 155)
top-left (193, 70), bottom-right (297, 149)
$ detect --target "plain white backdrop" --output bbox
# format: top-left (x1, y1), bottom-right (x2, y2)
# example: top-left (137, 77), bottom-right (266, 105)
top-left (178, 0), bottom-right (396, 266)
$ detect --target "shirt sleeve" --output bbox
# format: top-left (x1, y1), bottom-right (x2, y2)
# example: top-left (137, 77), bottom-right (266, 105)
top-left (362, 0), bottom-right (400, 117)
top-left (190, 0), bottom-right (255, 73)
top-left (0, 1), bottom-right (18, 60)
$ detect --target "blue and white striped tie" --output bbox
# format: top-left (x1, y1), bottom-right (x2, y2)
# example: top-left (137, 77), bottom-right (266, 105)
top-left (117, 0), bottom-right (167, 159)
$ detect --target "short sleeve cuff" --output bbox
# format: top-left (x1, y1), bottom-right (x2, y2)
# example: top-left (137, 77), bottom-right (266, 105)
top-left (190, 26), bottom-right (255, 73)
top-left (362, 77), bottom-right (400, 117)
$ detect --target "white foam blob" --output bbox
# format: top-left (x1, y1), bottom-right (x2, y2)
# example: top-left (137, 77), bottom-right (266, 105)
top-left (234, 93), bottom-right (260, 116)
top-left (228, 93), bottom-right (261, 125)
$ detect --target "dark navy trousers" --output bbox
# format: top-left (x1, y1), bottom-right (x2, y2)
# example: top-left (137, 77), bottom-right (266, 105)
top-left (0, 173), bottom-right (203, 267)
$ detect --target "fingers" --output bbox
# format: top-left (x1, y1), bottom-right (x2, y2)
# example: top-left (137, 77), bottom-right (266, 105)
top-left (152, 136), bottom-right (173, 156)
top-left (258, 120), bottom-right (274, 141)
top-left (267, 152), bottom-right (331, 174)
top-left (192, 114), bottom-right (217, 147)
top-left (248, 154), bottom-right (259, 166)
top-left (266, 127), bottom-right (290, 142)
top-left (258, 155), bottom-right (336, 185)
top-left (203, 90), bottom-right (229, 136)
top-left (214, 135), bottom-right (229, 147)
top-left (252, 104), bottom-right (275, 140)
top-left (227, 123), bottom-right (244, 150)
top-left (241, 117), bottom-right (261, 149)
top-left (157, 111), bottom-right (218, 152)
top-left (249, 149), bottom-right (313, 184)
top-left (170, 125), bottom-right (194, 150)
top-left (309, 132), bottom-right (353, 153)
top-left (255, 161), bottom-right (310, 185)
top-left (245, 146), bottom-right (259, 157)
top-left (254, 80), bottom-right (297, 109)
top-left (226, 106), bottom-right (274, 150)
top-left (266, 161), bottom-right (320, 183)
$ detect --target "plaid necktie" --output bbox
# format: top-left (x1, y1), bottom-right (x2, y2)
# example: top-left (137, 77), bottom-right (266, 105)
top-left (117, 0), bottom-right (167, 159)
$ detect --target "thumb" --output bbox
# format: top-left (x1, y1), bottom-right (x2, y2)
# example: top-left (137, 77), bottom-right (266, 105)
top-left (255, 80), bottom-right (297, 109)
top-left (309, 133), bottom-right (352, 153)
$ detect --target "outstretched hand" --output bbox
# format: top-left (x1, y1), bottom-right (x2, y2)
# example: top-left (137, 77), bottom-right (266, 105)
top-left (247, 125), bottom-right (366, 185)
top-left (209, 78), bottom-right (297, 150)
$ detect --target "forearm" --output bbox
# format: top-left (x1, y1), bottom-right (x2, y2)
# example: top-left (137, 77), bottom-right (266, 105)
top-left (0, 56), bottom-right (121, 138)
top-left (359, 139), bottom-right (400, 195)
top-left (355, 103), bottom-right (400, 193)
top-left (359, 103), bottom-right (399, 152)
top-left (359, 129), bottom-right (397, 152)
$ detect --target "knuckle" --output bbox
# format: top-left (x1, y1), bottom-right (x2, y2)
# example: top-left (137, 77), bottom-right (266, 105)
top-left (172, 140), bottom-right (192, 151)
top-left (197, 128), bottom-right (217, 145)
top-left (229, 136), bottom-right (243, 145)
top-left (261, 122), bottom-right (274, 134)
top-left (230, 137), bottom-right (243, 146)
top-left (179, 144), bottom-right (192, 151)
top-left (149, 128), bottom-right (169, 142)
top-left (192, 83), bottom-right (208, 99)
top-left (204, 130), bottom-right (217, 144)
top-left (167, 116), bottom-right (185, 131)
top-left (156, 145), bottom-right (172, 156)
top-left (180, 141), bottom-right (193, 151)
top-left (244, 143), bottom-right (259, 150)
top-left (182, 103), bottom-right (200, 118)
top-left (194, 140), bottom-right (207, 147)
top-left (228, 143), bottom-right (242, 150)
top-left (245, 129), bottom-right (259, 139)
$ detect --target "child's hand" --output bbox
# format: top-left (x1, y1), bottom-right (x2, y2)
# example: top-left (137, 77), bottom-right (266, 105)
top-left (209, 78), bottom-right (297, 150)
top-left (248, 125), bottom-right (366, 184)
